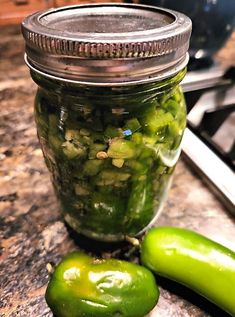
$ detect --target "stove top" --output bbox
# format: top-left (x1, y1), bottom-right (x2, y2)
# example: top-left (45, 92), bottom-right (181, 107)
top-left (181, 65), bottom-right (235, 213)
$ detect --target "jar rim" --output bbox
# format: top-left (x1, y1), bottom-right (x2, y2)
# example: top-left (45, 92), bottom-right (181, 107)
top-left (22, 3), bottom-right (191, 84)
top-left (25, 53), bottom-right (189, 87)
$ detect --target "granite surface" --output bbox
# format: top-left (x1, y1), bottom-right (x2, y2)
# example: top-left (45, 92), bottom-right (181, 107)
top-left (0, 25), bottom-right (235, 317)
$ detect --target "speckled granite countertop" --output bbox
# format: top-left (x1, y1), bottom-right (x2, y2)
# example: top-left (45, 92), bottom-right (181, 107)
top-left (0, 26), bottom-right (235, 317)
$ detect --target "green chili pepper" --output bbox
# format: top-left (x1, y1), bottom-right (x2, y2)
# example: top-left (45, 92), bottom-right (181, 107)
top-left (141, 227), bottom-right (235, 316)
top-left (46, 251), bottom-right (159, 317)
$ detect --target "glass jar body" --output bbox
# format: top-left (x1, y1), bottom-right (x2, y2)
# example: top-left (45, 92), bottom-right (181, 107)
top-left (33, 71), bottom-right (186, 241)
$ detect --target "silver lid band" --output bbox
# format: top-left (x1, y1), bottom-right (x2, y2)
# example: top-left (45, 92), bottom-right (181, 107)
top-left (22, 3), bottom-right (191, 84)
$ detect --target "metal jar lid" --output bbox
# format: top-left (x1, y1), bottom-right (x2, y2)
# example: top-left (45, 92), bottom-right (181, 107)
top-left (21, 3), bottom-right (192, 85)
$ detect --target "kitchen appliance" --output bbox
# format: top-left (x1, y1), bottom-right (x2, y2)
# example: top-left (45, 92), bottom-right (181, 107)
top-left (131, 0), bottom-right (235, 69)
top-left (182, 65), bottom-right (235, 213)
top-left (124, 1), bottom-right (235, 213)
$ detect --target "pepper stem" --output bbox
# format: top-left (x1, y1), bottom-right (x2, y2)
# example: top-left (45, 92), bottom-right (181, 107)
top-left (46, 263), bottom-right (55, 274)
top-left (125, 236), bottom-right (140, 247)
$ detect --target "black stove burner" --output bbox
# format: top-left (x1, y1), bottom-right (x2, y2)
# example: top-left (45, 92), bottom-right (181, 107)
top-left (188, 57), bottom-right (214, 72)
top-left (199, 104), bottom-right (234, 136)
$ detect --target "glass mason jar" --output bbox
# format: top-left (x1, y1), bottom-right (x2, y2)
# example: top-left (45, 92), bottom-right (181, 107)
top-left (22, 4), bottom-right (191, 241)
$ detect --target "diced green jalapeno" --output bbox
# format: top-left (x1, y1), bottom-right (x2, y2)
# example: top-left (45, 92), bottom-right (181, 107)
top-left (34, 70), bottom-right (186, 240)
top-left (131, 132), bottom-right (143, 144)
top-left (62, 141), bottom-right (86, 159)
top-left (164, 99), bottom-right (179, 117)
top-left (96, 169), bottom-right (131, 187)
top-left (107, 139), bottom-right (136, 159)
top-left (112, 158), bottom-right (125, 168)
top-left (65, 129), bottom-right (80, 141)
top-left (104, 125), bottom-right (123, 139)
top-left (48, 134), bottom-right (64, 153)
top-left (123, 118), bottom-right (141, 133)
top-left (83, 159), bottom-right (104, 176)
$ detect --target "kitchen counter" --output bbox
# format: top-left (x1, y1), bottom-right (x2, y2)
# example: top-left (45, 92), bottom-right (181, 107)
top-left (0, 25), bottom-right (235, 317)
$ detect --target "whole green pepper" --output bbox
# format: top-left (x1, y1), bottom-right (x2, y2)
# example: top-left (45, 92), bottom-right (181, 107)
top-left (141, 227), bottom-right (235, 316)
top-left (46, 251), bottom-right (159, 317)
